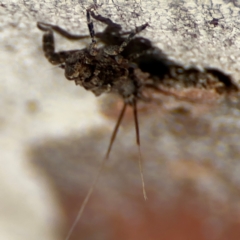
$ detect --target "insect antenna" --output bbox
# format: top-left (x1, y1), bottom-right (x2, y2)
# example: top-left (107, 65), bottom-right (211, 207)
top-left (105, 102), bottom-right (127, 159)
top-left (65, 102), bottom-right (127, 240)
top-left (133, 99), bottom-right (147, 200)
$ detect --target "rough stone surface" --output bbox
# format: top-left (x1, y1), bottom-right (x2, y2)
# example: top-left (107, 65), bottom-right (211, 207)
top-left (1, 1), bottom-right (240, 240)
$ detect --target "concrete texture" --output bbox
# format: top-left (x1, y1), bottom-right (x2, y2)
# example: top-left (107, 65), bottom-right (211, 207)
top-left (1, 1), bottom-right (240, 240)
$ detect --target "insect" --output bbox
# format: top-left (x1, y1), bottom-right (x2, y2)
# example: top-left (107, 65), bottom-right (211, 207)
top-left (37, 8), bottom-right (239, 240)
top-left (37, 8), bottom-right (152, 240)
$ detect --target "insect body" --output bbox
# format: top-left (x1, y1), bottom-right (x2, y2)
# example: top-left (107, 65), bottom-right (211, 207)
top-left (37, 11), bottom-right (148, 103)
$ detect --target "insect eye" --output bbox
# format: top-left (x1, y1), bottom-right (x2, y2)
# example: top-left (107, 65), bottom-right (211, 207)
top-left (59, 64), bottom-right (65, 69)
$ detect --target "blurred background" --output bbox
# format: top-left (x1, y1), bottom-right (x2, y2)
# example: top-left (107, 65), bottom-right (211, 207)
top-left (1, 1), bottom-right (240, 240)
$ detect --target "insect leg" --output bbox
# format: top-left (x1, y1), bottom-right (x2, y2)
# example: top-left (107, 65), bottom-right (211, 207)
top-left (37, 22), bottom-right (89, 40)
top-left (103, 23), bottom-right (149, 56)
top-left (118, 23), bottom-right (149, 53)
top-left (86, 10), bottom-right (98, 56)
top-left (90, 10), bottom-right (122, 33)
top-left (90, 11), bottom-right (133, 37)
top-left (37, 22), bottom-right (75, 65)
